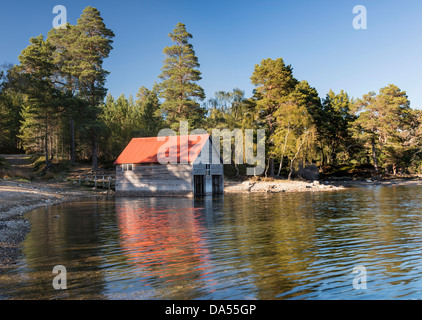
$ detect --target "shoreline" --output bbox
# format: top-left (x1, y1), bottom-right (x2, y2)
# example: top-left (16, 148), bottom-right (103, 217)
top-left (0, 179), bottom-right (110, 267)
top-left (224, 179), bottom-right (345, 193)
top-left (223, 176), bottom-right (422, 193)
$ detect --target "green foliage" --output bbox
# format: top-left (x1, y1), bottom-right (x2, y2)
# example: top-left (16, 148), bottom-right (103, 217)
top-left (0, 65), bottom-right (24, 153)
top-left (251, 58), bottom-right (298, 136)
top-left (15, 34), bottom-right (62, 168)
top-left (32, 155), bottom-right (47, 172)
top-left (309, 90), bottom-right (356, 165)
top-left (136, 86), bottom-right (164, 136)
top-left (157, 23), bottom-right (206, 130)
top-left (352, 84), bottom-right (420, 173)
top-left (250, 58), bottom-right (319, 178)
top-left (204, 88), bottom-right (256, 131)
top-left (3, 6), bottom-right (115, 171)
top-left (74, 7), bottom-right (115, 106)
top-left (272, 80), bottom-right (318, 178)
top-left (99, 89), bottom-right (163, 160)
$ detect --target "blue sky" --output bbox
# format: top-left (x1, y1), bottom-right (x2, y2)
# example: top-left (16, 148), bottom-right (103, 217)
top-left (1, 0), bottom-right (422, 108)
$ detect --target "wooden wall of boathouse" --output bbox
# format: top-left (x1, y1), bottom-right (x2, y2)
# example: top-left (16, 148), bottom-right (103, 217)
top-left (115, 163), bottom-right (193, 196)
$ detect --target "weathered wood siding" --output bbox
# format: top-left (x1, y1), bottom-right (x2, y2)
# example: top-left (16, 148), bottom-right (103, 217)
top-left (116, 164), bottom-right (193, 196)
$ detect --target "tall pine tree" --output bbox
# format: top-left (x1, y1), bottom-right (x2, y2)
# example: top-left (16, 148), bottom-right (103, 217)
top-left (16, 35), bottom-right (60, 169)
top-left (47, 23), bottom-right (81, 165)
top-left (251, 57), bottom-right (298, 176)
top-left (73, 6), bottom-right (115, 170)
top-left (158, 23), bottom-right (205, 130)
top-left (354, 84), bottom-right (415, 174)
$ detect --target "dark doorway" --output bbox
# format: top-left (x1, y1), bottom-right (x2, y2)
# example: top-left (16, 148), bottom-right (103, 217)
top-left (194, 175), bottom-right (205, 195)
top-left (212, 175), bottom-right (222, 194)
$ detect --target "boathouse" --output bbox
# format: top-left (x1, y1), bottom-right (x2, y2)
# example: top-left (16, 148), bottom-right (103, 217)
top-left (114, 134), bottom-right (224, 196)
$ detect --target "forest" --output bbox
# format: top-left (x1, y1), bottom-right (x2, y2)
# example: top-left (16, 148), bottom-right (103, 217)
top-left (1, 6), bottom-right (422, 179)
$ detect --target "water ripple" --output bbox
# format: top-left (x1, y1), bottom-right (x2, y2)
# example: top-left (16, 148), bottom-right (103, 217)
top-left (2, 187), bottom-right (422, 299)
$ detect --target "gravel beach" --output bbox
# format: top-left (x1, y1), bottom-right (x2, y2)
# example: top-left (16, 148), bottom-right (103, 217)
top-left (224, 179), bottom-right (345, 193)
top-left (224, 176), bottom-right (422, 193)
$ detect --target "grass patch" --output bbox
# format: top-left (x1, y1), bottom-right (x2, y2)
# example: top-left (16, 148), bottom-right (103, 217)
top-left (30, 155), bottom-right (71, 179)
top-left (0, 154), bottom-right (72, 182)
top-left (31, 155), bottom-right (46, 172)
top-left (0, 156), bottom-right (35, 180)
top-left (0, 167), bottom-right (35, 181)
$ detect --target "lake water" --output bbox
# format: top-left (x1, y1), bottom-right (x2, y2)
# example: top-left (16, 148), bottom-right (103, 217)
top-left (2, 185), bottom-right (422, 300)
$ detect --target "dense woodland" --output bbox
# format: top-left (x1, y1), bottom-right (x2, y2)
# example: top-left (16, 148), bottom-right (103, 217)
top-left (1, 6), bottom-right (422, 178)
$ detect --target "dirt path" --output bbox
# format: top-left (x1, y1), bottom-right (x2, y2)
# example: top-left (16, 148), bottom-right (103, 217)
top-left (0, 154), bottom-right (32, 167)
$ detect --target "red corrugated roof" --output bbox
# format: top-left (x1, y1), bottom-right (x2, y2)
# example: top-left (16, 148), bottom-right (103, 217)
top-left (114, 134), bottom-right (210, 165)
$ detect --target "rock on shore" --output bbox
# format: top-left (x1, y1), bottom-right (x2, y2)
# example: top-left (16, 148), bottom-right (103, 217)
top-left (224, 179), bottom-right (345, 193)
top-left (224, 176), bottom-right (422, 194)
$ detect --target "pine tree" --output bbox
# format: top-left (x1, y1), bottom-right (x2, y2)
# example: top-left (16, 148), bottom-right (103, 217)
top-left (158, 23), bottom-right (205, 130)
top-left (47, 23), bottom-right (81, 165)
top-left (308, 90), bottom-right (356, 165)
top-left (353, 84), bottom-right (415, 173)
top-left (73, 6), bottom-right (115, 170)
top-left (136, 86), bottom-right (163, 136)
top-left (251, 57), bottom-right (298, 176)
top-left (0, 64), bottom-right (24, 152)
top-left (16, 35), bottom-right (60, 169)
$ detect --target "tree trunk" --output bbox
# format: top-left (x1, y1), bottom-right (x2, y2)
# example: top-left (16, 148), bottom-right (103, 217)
top-left (330, 150), bottom-right (337, 166)
top-left (56, 135), bottom-right (59, 163)
top-left (268, 158), bottom-right (274, 177)
top-left (92, 131), bottom-right (98, 171)
top-left (288, 131), bottom-right (309, 180)
top-left (277, 126), bottom-right (290, 176)
top-left (44, 112), bottom-right (50, 169)
top-left (288, 158), bottom-right (294, 180)
top-left (50, 134), bottom-right (54, 161)
top-left (264, 157), bottom-right (270, 177)
top-left (371, 138), bottom-right (379, 173)
top-left (45, 132), bottom-right (49, 167)
top-left (70, 118), bottom-right (75, 165)
top-left (277, 157), bottom-right (283, 177)
top-left (320, 140), bottom-right (326, 167)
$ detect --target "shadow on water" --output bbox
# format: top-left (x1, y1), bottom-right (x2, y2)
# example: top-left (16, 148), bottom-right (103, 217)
top-left (2, 186), bottom-right (422, 299)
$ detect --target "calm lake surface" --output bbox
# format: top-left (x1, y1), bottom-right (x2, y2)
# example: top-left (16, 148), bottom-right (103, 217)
top-left (2, 185), bottom-right (422, 299)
